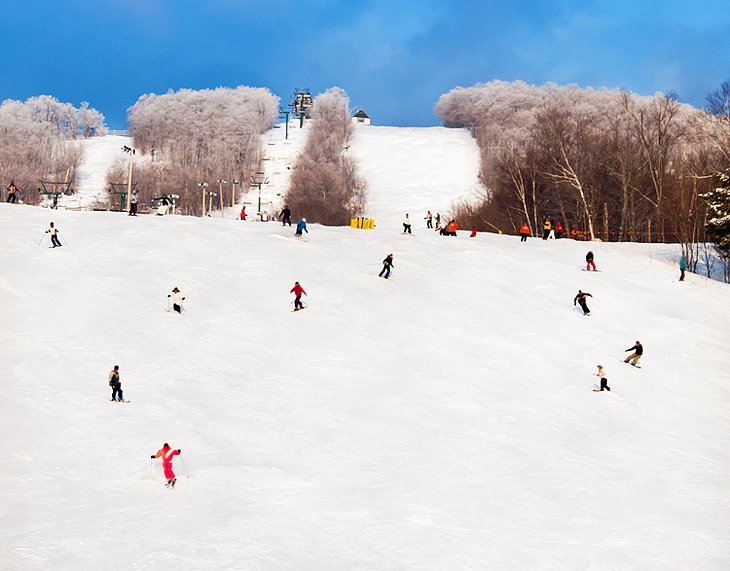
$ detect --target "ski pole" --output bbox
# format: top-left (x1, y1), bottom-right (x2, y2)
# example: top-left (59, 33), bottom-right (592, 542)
top-left (148, 458), bottom-right (153, 479)
top-left (37, 234), bottom-right (46, 246)
top-left (180, 456), bottom-right (189, 478)
top-left (60, 235), bottom-right (69, 246)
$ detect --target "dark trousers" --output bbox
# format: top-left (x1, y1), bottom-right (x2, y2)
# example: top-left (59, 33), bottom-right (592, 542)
top-left (520, 234), bottom-right (528, 242)
top-left (283, 216), bottom-right (291, 226)
top-left (542, 230), bottom-right (550, 240)
top-left (379, 265), bottom-right (391, 278)
top-left (680, 269), bottom-right (685, 281)
top-left (579, 301), bottom-right (590, 315)
top-left (129, 203), bottom-right (137, 216)
top-left (173, 304), bottom-right (182, 313)
top-left (426, 219), bottom-right (432, 228)
top-left (51, 235), bottom-right (62, 247)
top-left (600, 378), bottom-right (610, 391)
top-left (7, 193), bottom-right (16, 203)
top-left (403, 224), bottom-right (411, 234)
top-left (294, 295), bottom-right (303, 309)
top-left (111, 384), bottom-right (123, 401)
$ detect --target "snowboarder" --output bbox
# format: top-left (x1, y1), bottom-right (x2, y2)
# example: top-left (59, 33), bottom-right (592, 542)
top-left (574, 290), bottom-right (593, 315)
top-left (586, 251), bottom-right (596, 271)
top-left (46, 222), bottom-right (62, 247)
top-left (295, 218), bottom-right (308, 236)
top-left (679, 255), bottom-right (687, 281)
top-left (151, 443), bottom-right (181, 487)
top-left (129, 190), bottom-right (138, 216)
top-left (280, 205), bottom-right (292, 226)
top-left (402, 213), bottom-right (412, 234)
top-left (542, 218), bottom-right (552, 240)
top-left (425, 211), bottom-right (433, 229)
top-left (239, 205), bottom-right (247, 220)
top-left (108, 365), bottom-right (124, 402)
top-left (519, 224), bottom-right (530, 242)
top-left (624, 340), bottom-right (643, 366)
top-left (6, 181), bottom-right (18, 203)
top-left (470, 226), bottom-right (477, 238)
top-left (290, 281), bottom-right (307, 310)
top-left (379, 254), bottom-right (394, 279)
top-left (154, 195), bottom-right (170, 216)
top-left (594, 364), bottom-right (611, 391)
top-left (169, 287), bottom-right (185, 313)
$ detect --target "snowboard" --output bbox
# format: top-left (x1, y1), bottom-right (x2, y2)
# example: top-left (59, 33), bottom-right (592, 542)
top-left (581, 269), bottom-right (600, 272)
top-left (110, 399), bottom-right (131, 403)
top-left (292, 307), bottom-right (308, 312)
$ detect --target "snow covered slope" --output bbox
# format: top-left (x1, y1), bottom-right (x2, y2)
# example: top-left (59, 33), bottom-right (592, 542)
top-left (350, 125), bottom-right (481, 228)
top-left (1, 203), bottom-right (729, 569)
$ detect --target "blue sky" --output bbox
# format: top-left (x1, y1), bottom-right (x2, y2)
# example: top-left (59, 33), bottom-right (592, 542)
top-left (2, 0), bottom-right (729, 128)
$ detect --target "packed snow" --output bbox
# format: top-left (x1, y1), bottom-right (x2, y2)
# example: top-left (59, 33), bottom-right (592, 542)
top-left (1, 126), bottom-right (730, 570)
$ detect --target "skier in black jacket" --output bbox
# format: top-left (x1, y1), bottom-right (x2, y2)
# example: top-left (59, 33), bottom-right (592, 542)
top-left (280, 205), bottom-right (292, 226)
top-left (379, 254), bottom-right (394, 279)
top-left (624, 341), bottom-right (643, 366)
top-left (574, 290), bottom-right (593, 315)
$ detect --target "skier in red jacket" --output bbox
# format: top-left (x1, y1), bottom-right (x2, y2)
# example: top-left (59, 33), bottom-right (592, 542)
top-left (290, 281), bottom-right (307, 310)
top-left (151, 443), bottom-right (181, 487)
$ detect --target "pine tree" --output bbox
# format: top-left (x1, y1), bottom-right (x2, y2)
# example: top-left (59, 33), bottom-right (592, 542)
top-left (703, 170), bottom-right (730, 258)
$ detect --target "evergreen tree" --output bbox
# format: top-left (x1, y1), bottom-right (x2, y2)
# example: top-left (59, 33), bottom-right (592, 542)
top-left (703, 170), bottom-right (730, 258)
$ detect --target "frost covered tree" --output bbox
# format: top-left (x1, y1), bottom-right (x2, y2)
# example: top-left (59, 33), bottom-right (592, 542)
top-left (285, 87), bottom-right (366, 225)
top-left (703, 170), bottom-right (730, 258)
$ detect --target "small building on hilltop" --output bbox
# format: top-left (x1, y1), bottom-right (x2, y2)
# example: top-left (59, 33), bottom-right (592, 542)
top-left (352, 109), bottom-right (371, 125)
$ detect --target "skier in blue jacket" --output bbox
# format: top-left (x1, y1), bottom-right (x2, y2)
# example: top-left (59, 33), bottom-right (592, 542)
top-left (295, 218), bottom-right (308, 236)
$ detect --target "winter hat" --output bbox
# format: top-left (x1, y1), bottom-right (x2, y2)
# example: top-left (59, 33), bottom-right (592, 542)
top-left (302, 218), bottom-right (307, 223)
top-left (172, 287), bottom-right (180, 293)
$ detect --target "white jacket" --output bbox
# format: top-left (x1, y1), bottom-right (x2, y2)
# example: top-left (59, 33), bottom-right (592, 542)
top-left (172, 291), bottom-right (184, 305)
top-left (403, 216), bottom-right (410, 225)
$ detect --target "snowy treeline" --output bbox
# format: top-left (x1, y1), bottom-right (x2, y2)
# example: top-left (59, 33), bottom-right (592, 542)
top-left (286, 87), bottom-right (366, 225)
top-left (0, 96), bottom-right (106, 204)
top-left (436, 80), bottom-right (730, 265)
top-left (122, 86), bottom-right (279, 215)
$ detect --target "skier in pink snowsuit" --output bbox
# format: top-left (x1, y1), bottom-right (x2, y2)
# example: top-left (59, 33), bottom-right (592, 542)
top-left (151, 443), bottom-right (181, 486)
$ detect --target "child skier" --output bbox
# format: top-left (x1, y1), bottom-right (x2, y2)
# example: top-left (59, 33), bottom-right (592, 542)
top-left (290, 281), bottom-right (307, 310)
top-left (169, 287), bottom-right (185, 313)
top-left (108, 365), bottom-right (124, 402)
top-left (594, 364), bottom-right (611, 391)
top-left (46, 222), bottom-right (62, 247)
top-left (151, 443), bottom-right (181, 487)
top-left (574, 290), bottom-right (593, 315)
top-left (519, 224), bottom-right (530, 242)
top-left (6, 180), bottom-right (18, 203)
top-left (586, 251), bottom-right (596, 271)
top-left (470, 226), bottom-right (477, 237)
top-left (379, 254), bottom-right (394, 279)
top-left (295, 218), bottom-right (308, 236)
top-left (624, 340), bottom-right (643, 366)
top-left (679, 256), bottom-right (687, 281)
top-left (240, 205), bottom-right (247, 220)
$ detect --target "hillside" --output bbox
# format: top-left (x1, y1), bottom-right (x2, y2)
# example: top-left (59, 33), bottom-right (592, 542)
top-left (1, 200), bottom-right (729, 569)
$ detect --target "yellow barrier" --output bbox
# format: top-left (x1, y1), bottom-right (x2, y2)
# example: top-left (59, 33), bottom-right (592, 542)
top-left (350, 217), bottom-right (375, 229)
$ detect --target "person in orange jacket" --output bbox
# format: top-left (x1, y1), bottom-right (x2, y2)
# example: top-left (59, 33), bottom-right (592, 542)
top-left (447, 220), bottom-right (458, 236)
top-left (290, 281), bottom-right (307, 310)
top-left (519, 224), bottom-right (530, 242)
top-left (151, 443), bottom-right (181, 487)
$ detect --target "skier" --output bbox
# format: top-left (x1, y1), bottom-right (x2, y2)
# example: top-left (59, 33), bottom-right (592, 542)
top-left (447, 220), bottom-right (459, 236)
top-left (586, 251), bottom-right (596, 271)
top-left (295, 218), bottom-right (308, 236)
top-left (240, 205), bottom-right (247, 220)
top-left (6, 180), bottom-right (18, 203)
top-left (679, 255), bottom-right (687, 281)
top-left (624, 340), bottom-right (643, 366)
top-left (151, 443), bottom-right (181, 487)
top-left (168, 287), bottom-right (185, 313)
top-left (548, 219), bottom-right (556, 239)
top-left (280, 205), bottom-right (292, 226)
top-left (154, 195), bottom-right (170, 216)
top-left (574, 290), bottom-right (593, 315)
top-left (519, 224), bottom-right (530, 242)
top-left (402, 213), bottom-right (412, 234)
top-left (108, 365), bottom-right (124, 402)
top-left (542, 218), bottom-right (552, 240)
top-left (425, 211), bottom-right (433, 229)
top-left (470, 226), bottom-right (477, 237)
top-left (129, 190), bottom-right (138, 216)
top-left (46, 222), bottom-right (62, 247)
top-left (379, 254), bottom-right (394, 279)
top-left (435, 213), bottom-right (441, 228)
top-left (290, 281), bottom-right (307, 310)
top-left (594, 364), bottom-right (611, 391)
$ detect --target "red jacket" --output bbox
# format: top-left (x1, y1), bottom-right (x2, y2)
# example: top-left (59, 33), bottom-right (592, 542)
top-left (519, 224), bottom-right (530, 235)
top-left (154, 446), bottom-right (179, 467)
top-left (470, 227), bottom-right (477, 237)
top-left (290, 284), bottom-right (306, 296)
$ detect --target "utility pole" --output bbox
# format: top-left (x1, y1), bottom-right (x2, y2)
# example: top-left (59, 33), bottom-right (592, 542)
top-left (231, 179), bottom-right (240, 209)
top-left (122, 145), bottom-right (135, 213)
top-left (207, 191), bottom-right (218, 215)
top-left (250, 172), bottom-right (268, 215)
top-left (217, 179), bottom-right (226, 217)
top-left (279, 109), bottom-right (290, 139)
top-left (198, 182), bottom-right (209, 216)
